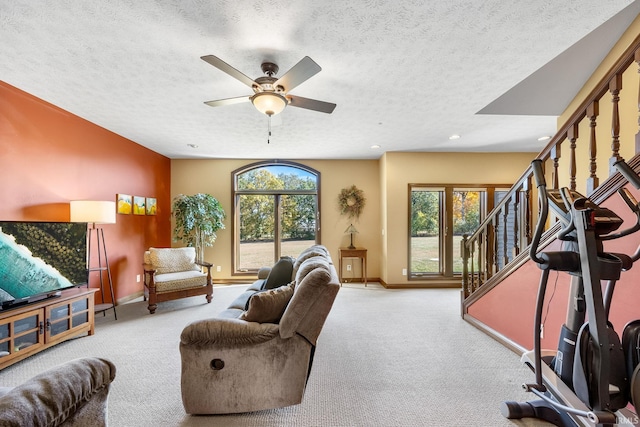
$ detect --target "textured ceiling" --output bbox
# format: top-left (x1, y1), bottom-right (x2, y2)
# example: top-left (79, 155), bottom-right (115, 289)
top-left (1, 1), bottom-right (639, 159)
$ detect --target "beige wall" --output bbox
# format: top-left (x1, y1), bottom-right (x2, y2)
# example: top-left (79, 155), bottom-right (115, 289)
top-left (381, 152), bottom-right (535, 285)
top-left (561, 14), bottom-right (640, 124)
top-left (555, 14), bottom-right (640, 194)
top-left (171, 159), bottom-right (380, 280)
top-left (172, 153), bottom-right (534, 285)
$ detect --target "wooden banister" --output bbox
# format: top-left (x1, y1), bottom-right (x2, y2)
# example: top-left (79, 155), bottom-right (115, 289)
top-left (461, 32), bottom-right (640, 311)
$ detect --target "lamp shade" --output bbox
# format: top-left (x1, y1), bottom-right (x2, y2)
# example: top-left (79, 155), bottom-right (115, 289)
top-left (250, 92), bottom-right (288, 116)
top-left (70, 200), bottom-right (116, 224)
top-left (344, 224), bottom-right (359, 234)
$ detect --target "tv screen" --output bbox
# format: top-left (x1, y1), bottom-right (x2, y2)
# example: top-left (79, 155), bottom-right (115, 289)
top-left (0, 222), bottom-right (88, 308)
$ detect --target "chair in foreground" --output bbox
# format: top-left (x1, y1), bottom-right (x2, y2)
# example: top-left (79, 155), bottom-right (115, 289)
top-left (143, 247), bottom-right (213, 314)
top-left (0, 357), bottom-right (116, 427)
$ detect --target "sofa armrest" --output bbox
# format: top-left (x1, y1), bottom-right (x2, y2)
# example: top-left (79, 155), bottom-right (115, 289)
top-left (181, 318), bottom-right (279, 348)
top-left (257, 267), bottom-right (271, 279)
top-left (0, 357), bottom-right (116, 427)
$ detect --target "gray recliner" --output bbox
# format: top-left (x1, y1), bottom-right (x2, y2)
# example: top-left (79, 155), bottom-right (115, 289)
top-left (0, 357), bottom-right (116, 426)
top-left (180, 245), bottom-right (340, 414)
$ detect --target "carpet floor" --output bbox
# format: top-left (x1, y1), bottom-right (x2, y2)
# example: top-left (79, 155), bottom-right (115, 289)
top-left (0, 283), bottom-right (553, 426)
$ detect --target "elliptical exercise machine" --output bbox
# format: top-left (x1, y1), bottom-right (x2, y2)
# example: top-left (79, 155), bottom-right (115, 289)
top-left (501, 159), bottom-right (640, 426)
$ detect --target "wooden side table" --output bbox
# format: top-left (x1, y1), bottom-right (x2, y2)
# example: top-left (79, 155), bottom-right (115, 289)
top-left (338, 247), bottom-right (367, 286)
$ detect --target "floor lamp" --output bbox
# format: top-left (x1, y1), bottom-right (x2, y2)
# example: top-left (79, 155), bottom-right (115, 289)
top-left (70, 200), bottom-right (117, 320)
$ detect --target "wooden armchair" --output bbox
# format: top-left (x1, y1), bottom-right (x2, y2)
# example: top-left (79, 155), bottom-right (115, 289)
top-left (143, 247), bottom-right (213, 314)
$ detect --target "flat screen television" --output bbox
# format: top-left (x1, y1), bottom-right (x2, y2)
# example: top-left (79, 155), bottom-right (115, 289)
top-left (0, 221), bottom-right (88, 310)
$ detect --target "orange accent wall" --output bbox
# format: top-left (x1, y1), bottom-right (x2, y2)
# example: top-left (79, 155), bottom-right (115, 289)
top-left (0, 81), bottom-right (171, 303)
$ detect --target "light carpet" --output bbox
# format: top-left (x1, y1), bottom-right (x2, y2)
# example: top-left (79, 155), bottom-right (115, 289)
top-left (0, 283), bottom-right (552, 426)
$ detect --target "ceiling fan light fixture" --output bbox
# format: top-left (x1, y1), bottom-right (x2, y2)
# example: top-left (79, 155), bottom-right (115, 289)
top-left (250, 92), bottom-right (288, 116)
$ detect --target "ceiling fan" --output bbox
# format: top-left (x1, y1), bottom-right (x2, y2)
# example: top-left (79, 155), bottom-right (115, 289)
top-left (201, 55), bottom-right (336, 116)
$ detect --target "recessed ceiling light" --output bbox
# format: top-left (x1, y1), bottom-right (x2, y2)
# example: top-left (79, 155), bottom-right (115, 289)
top-left (537, 136), bottom-right (551, 141)
top-left (449, 134), bottom-right (461, 140)
top-left (187, 144), bottom-right (198, 148)
top-left (371, 144), bottom-right (381, 149)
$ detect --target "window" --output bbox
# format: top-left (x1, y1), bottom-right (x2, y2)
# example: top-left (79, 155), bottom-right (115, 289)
top-left (409, 184), bottom-right (506, 279)
top-left (233, 161), bottom-right (320, 274)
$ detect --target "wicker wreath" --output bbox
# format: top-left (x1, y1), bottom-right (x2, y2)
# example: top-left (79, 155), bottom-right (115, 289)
top-left (338, 185), bottom-right (366, 219)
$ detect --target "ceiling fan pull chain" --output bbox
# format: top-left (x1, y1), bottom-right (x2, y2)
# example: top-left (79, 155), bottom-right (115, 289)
top-left (267, 115), bottom-right (272, 144)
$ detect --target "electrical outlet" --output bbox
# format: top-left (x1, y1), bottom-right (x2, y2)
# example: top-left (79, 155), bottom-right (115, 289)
top-left (136, 274), bottom-right (141, 283)
top-left (402, 268), bottom-right (407, 276)
top-left (216, 265), bottom-right (221, 272)
top-left (346, 264), bottom-right (352, 271)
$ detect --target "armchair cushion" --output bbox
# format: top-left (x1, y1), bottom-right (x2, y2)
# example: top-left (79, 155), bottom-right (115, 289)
top-left (240, 282), bottom-right (295, 323)
top-left (148, 247), bottom-right (201, 274)
top-left (153, 270), bottom-right (207, 294)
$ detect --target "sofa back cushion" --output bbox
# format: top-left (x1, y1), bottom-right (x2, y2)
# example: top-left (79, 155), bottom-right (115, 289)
top-left (148, 247), bottom-right (201, 274)
top-left (280, 256), bottom-right (339, 344)
top-left (292, 245), bottom-right (329, 279)
top-left (294, 255), bottom-right (329, 284)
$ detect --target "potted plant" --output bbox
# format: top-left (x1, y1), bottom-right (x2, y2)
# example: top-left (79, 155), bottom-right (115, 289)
top-left (171, 193), bottom-right (226, 261)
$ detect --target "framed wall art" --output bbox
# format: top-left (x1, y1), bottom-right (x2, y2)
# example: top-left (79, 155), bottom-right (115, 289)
top-left (117, 194), bottom-right (132, 214)
top-left (133, 196), bottom-right (146, 215)
top-left (146, 197), bottom-right (157, 215)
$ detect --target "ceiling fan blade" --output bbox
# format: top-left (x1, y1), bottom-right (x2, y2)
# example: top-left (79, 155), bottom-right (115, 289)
top-left (204, 96), bottom-right (250, 108)
top-left (201, 55), bottom-right (256, 88)
top-left (274, 56), bottom-right (321, 92)
top-left (287, 95), bottom-right (336, 114)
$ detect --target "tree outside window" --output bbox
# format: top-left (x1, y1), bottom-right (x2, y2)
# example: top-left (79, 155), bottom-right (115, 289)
top-left (410, 185), bottom-right (504, 279)
top-left (234, 162), bottom-right (320, 273)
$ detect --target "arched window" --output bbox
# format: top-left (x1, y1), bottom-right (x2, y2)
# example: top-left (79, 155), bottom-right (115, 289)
top-left (232, 161), bottom-right (321, 274)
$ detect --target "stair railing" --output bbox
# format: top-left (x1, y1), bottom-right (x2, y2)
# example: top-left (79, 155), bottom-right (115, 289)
top-left (462, 32), bottom-right (640, 302)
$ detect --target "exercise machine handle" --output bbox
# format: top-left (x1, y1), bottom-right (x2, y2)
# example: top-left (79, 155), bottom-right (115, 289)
top-left (530, 160), bottom-right (548, 264)
top-left (614, 158), bottom-right (640, 189)
top-left (557, 188), bottom-right (576, 241)
top-left (604, 160), bottom-right (640, 254)
top-left (531, 159), bottom-right (546, 188)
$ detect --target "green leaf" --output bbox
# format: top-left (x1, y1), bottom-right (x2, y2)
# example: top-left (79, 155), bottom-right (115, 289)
top-left (171, 193), bottom-right (226, 256)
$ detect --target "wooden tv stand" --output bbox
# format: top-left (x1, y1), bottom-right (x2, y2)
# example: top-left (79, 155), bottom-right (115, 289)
top-left (0, 287), bottom-right (97, 370)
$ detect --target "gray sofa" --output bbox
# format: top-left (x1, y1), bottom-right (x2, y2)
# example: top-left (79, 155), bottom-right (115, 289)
top-left (0, 357), bottom-right (116, 426)
top-left (180, 245), bottom-right (340, 414)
